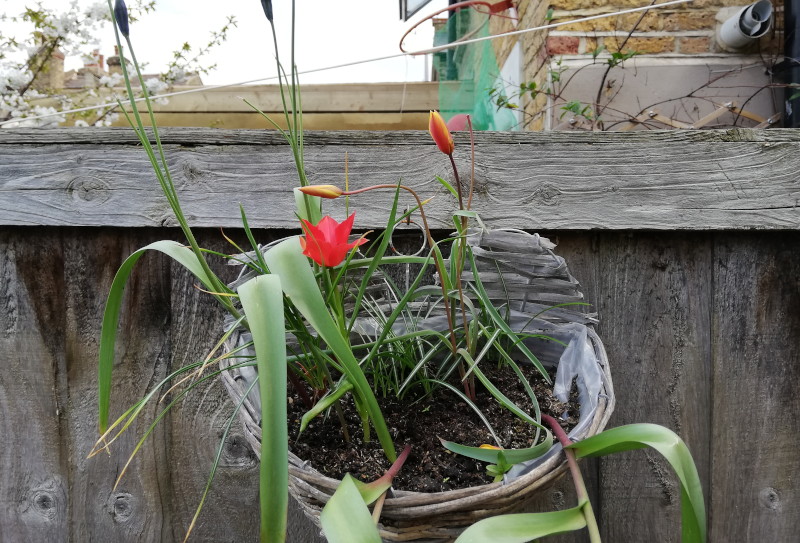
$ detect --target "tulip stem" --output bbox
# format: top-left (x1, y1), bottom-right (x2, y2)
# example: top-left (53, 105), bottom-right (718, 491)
top-left (447, 152), bottom-right (473, 399)
top-left (542, 414), bottom-right (602, 543)
top-left (448, 153), bottom-right (464, 212)
top-left (467, 116), bottom-right (475, 211)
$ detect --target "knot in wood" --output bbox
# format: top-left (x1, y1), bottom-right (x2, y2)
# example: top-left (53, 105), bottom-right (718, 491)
top-left (22, 479), bottom-right (63, 520)
top-left (531, 183), bottom-right (562, 207)
top-left (759, 487), bottom-right (782, 512)
top-left (32, 490), bottom-right (58, 519)
top-left (66, 177), bottom-right (111, 206)
top-left (108, 492), bottom-right (135, 522)
top-left (550, 489), bottom-right (565, 508)
top-left (181, 160), bottom-right (205, 182)
top-left (223, 434), bottom-right (258, 468)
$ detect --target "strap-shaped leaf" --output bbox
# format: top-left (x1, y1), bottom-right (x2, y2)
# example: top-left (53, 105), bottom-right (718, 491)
top-left (299, 381), bottom-right (353, 434)
top-left (320, 475), bottom-right (382, 543)
top-left (440, 434), bottom-right (553, 465)
top-left (263, 237), bottom-right (396, 461)
top-left (238, 275), bottom-right (288, 543)
top-left (98, 240), bottom-right (218, 433)
top-left (567, 424), bottom-right (706, 543)
top-left (455, 506), bottom-right (587, 543)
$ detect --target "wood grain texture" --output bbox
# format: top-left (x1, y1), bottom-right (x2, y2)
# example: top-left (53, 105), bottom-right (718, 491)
top-left (592, 233), bottom-right (713, 541)
top-left (63, 229), bottom-right (174, 542)
top-left (1, 128), bottom-right (798, 230)
top-left (514, 233), bottom-right (601, 543)
top-left (711, 232), bottom-right (800, 541)
top-left (2, 123), bottom-right (799, 542)
top-left (0, 229), bottom-right (68, 543)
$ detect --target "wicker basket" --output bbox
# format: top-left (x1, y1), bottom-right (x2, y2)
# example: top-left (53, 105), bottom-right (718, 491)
top-left (219, 229), bottom-right (614, 542)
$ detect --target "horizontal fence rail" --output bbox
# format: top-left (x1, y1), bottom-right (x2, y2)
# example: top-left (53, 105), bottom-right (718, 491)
top-left (0, 128), bottom-right (798, 542)
top-left (1, 128), bottom-right (798, 230)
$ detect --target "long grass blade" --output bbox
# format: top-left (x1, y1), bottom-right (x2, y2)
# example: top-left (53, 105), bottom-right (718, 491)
top-left (183, 377), bottom-right (259, 542)
top-left (466, 249), bottom-right (549, 382)
top-left (457, 349), bottom-right (547, 433)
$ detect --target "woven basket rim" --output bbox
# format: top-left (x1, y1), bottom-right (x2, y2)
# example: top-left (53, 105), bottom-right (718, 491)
top-left (218, 326), bottom-right (614, 525)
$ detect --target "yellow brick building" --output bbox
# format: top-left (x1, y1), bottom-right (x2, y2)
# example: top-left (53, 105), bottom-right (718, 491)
top-left (482, 0), bottom-right (781, 130)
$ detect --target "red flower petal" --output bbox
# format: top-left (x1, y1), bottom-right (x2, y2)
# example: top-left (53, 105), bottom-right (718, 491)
top-left (298, 213), bottom-right (366, 267)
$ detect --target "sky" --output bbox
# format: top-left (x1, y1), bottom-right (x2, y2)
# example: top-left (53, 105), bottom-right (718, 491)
top-left (3, 0), bottom-right (451, 85)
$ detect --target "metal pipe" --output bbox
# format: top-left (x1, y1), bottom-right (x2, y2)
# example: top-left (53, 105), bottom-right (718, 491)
top-left (717, 1), bottom-right (773, 51)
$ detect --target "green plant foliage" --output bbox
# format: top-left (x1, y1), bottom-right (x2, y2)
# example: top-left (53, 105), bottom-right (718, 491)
top-left (320, 475), bottom-right (382, 543)
top-left (439, 435), bottom-right (553, 466)
top-left (263, 237), bottom-right (396, 461)
top-left (238, 275), bottom-right (289, 543)
top-left (440, 435), bottom-right (553, 482)
top-left (567, 424), bottom-right (707, 543)
top-left (299, 381), bottom-right (353, 434)
top-left (455, 506), bottom-right (587, 542)
top-left (98, 240), bottom-right (219, 433)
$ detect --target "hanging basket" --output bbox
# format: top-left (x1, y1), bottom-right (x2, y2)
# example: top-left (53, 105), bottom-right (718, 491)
top-left (219, 229), bottom-right (614, 542)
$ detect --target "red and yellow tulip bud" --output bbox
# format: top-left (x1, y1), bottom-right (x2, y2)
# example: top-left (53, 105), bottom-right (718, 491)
top-left (298, 184), bottom-right (344, 199)
top-left (479, 444), bottom-right (502, 450)
top-left (428, 110), bottom-right (454, 155)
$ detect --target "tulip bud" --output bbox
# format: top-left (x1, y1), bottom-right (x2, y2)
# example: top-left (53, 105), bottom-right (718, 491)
top-left (298, 185), bottom-right (344, 199)
top-left (260, 0), bottom-right (274, 22)
top-left (428, 110), bottom-right (454, 155)
top-left (114, 0), bottom-right (130, 38)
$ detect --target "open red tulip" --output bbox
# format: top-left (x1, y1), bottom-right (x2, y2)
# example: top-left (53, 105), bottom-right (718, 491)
top-left (299, 213), bottom-right (367, 267)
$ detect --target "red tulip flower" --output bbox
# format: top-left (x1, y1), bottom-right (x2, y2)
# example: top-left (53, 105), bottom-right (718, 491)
top-left (299, 213), bottom-right (367, 267)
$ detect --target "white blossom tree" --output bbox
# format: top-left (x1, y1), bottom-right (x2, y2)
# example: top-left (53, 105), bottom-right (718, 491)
top-left (0, 0), bottom-right (234, 128)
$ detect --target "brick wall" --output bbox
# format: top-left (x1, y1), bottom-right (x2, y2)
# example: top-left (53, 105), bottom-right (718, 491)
top-left (518, 1), bottom-right (554, 130)
top-left (507, 0), bottom-right (781, 129)
top-left (545, 0), bottom-right (778, 56)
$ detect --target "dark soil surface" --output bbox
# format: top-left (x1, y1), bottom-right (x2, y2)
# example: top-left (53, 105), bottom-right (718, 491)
top-left (287, 363), bottom-right (580, 492)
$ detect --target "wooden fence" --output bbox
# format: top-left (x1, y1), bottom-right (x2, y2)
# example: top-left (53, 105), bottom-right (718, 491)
top-left (1, 127), bottom-right (798, 542)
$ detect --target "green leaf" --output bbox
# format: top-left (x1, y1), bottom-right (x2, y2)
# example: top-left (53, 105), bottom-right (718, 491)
top-left (440, 434), bottom-right (553, 465)
top-left (455, 505), bottom-right (587, 542)
top-left (347, 184), bottom-right (402, 333)
top-left (263, 238), bottom-right (396, 461)
top-left (98, 240), bottom-right (219, 433)
top-left (299, 381), bottom-right (354, 434)
top-left (568, 424), bottom-right (706, 543)
top-left (457, 348), bottom-right (547, 434)
top-left (238, 275), bottom-right (289, 543)
top-left (466, 249), bottom-right (549, 382)
top-left (435, 175), bottom-right (459, 199)
top-left (320, 475), bottom-right (382, 543)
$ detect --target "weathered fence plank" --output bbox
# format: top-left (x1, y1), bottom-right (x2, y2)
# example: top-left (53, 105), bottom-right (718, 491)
top-left (711, 233), bottom-right (800, 541)
top-left (593, 233), bottom-right (713, 541)
top-left (0, 230), bottom-right (68, 542)
top-left (1, 128), bottom-right (798, 230)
